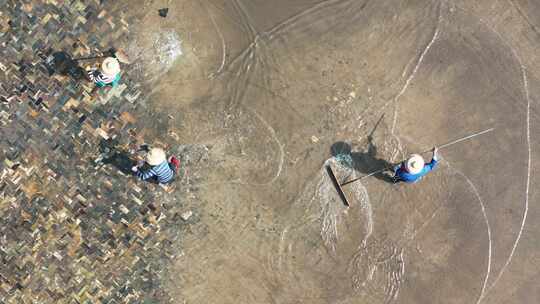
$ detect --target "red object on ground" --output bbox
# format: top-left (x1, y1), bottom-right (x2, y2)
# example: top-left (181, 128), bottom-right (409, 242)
top-left (169, 156), bottom-right (180, 171)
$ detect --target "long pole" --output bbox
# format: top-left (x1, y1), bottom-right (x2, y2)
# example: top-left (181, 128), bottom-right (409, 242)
top-left (73, 55), bottom-right (105, 61)
top-left (340, 128), bottom-right (494, 186)
top-left (419, 127), bottom-right (494, 154)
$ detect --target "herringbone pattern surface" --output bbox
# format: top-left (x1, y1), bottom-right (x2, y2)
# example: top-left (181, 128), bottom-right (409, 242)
top-left (0, 1), bottom-right (189, 303)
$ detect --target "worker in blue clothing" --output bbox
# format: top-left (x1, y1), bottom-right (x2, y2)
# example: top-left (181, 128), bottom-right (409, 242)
top-left (393, 147), bottom-right (438, 183)
top-left (132, 147), bottom-right (180, 184)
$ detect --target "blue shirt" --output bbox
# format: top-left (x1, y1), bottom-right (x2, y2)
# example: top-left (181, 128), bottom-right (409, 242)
top-left (394, 158), bottom-right (438, 183)
top-left (137, 161), bottom-right (175, 184)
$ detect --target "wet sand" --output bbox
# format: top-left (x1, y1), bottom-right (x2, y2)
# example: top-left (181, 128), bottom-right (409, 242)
top-left (123, 0), bottom-right (539, 303)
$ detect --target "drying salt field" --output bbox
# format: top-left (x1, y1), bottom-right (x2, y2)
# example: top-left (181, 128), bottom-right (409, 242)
top-left (0, 0), bottom-right (539, 303)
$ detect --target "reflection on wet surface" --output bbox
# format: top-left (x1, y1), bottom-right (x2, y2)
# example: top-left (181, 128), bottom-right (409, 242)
top-left (125, 0), bottom-right (539, 303)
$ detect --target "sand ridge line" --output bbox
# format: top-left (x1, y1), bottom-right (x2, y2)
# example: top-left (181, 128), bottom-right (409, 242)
top-left (405, 203), bottom-right (444, 245)
top-left (203, 2), bottom-right (227, 77)
top-left (384, 0), bottom-right (443, 162)
top-left (451, 6), bottom-right (532, 299)
top-left (381, 0), bottom-right (443, 121)
top-left (250, 109), bottom-right (285, 185)
top-left (217, 0), bottom-right (361, 77)
top-left (484, 66), bottom-right (531, 297)
top-left (508, 0), bottom-right (540, 37)
top-left (450, 167), bottom-right (493, 304)
top-left (180, 110), bottom-right (284, 189)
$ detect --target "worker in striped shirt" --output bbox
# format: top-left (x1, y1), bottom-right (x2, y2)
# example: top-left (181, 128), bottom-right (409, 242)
top-left (132, 147), bottom-right (180, 184)
top-left (87, 57), bottom-right (121, 88)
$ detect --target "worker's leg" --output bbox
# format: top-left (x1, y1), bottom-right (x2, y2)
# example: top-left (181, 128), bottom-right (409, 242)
top-left (161, 156), bottom-right (180, 185)
top-left (169, 156), bottom-right (180, 172)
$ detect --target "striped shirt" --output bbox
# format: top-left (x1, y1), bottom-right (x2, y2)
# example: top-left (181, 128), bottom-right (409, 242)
top-left (137, 161), bottom-right (175, 184)
top-left (88, 69), bottom-right (117, 84)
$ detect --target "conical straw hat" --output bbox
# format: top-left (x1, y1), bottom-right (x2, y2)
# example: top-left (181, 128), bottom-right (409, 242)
top-left (101, 57), bottom-right (120, 76)
top-left (406, 154), bottom-right (425, 174)
top-left (146, 148), bottom-right (167, 166)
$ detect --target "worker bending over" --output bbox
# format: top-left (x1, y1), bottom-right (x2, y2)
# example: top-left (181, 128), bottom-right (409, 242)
top-left (132, 147), bottom-right (180, 184)
top-left (394, 147), bottom-right (438, 183)
top-left (87, 57), bottom-right (121, 88)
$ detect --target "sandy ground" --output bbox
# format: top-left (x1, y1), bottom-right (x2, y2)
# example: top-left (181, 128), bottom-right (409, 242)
top-left (122, 0), bottom-right (539, 303)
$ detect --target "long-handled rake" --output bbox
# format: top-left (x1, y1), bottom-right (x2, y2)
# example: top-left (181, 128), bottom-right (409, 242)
top-left (327, 127), bottom-right (495, 207)
top-left (73, 48), bottom-right (131, 64)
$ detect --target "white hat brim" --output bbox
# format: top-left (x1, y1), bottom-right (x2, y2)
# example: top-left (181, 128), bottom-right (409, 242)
top-left (147, 148), bottom-right (167, 166)
top-left (406, 154), bottom-right (424, 174)
top-left (101, 57), bottom-right (120, 76)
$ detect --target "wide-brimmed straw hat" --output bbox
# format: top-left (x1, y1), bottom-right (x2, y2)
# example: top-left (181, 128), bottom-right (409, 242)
top-left (406, 154), bottom-right (424, 174)
top-left (101, 57), bottom-right (120, 76)
top-left (146, 148), bottom-right (167, 166)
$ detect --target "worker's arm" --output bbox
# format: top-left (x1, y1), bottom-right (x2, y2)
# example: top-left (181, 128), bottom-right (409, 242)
top-left (94, 72), bottom-right (111, 84)
top-left (87, 69), bottom-right (114, 84)
top-left (424, 147), bottom-right (439, 171)
top-left (87, 69), bottom-right (97, 81)
top-left (136, 167), bottom-right (156, 180)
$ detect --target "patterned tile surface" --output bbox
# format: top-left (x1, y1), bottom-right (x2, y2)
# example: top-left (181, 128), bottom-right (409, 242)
top-left (0, 1), bottom-right (189, 303)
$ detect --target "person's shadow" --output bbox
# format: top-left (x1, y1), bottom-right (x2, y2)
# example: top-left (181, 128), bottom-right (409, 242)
top-left (330, 137), bottom-right (395, 184)
top-left (98, 138), bottom-right (137, 175)
top-left (44, 51), bottom-right (86, 80)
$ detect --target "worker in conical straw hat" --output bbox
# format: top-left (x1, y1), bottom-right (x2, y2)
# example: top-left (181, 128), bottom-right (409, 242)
top-left (87, 57), bottom-right (121, 88)
top-left (132, 147), bottom-right (181, 184)
top-left (393, 147), bottom-right (439, 183)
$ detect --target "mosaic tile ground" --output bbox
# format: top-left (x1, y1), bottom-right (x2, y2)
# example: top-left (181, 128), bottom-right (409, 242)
top-left (0, 1), bottom-right (192, 303)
